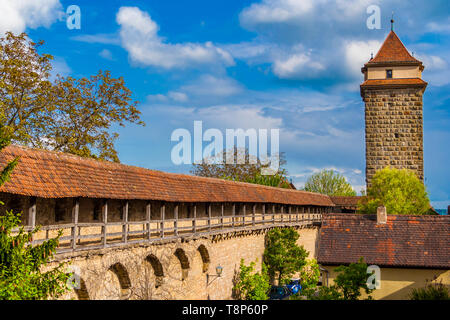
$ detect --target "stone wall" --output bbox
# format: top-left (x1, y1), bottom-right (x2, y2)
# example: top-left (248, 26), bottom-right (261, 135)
top-left (51, 225), bottom-right (320, 300)
top-left (363, 87), bottom-right (424, 187)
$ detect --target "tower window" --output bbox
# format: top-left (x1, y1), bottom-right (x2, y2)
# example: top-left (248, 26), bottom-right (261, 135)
top-left (386, 69), bottom-right (393, 79)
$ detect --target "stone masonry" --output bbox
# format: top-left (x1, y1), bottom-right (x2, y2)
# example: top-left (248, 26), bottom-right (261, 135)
top-left (363, 87), bottom-right (424, 187)
top-left (50, 226), bottom-right (319, 300)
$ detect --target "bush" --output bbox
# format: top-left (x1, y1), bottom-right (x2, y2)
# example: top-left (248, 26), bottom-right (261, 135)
top-left (358, 167), bottom-right (430, 215)
top-left (409, 281), bottom-right (450, 300)
top-left (233, 259), bottom-right (270, 300)
top-left (306, 258), bottom-right (373, 300)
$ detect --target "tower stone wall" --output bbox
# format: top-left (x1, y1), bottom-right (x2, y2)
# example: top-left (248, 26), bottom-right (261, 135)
top-left (363, 87), bottom-right (424, 186)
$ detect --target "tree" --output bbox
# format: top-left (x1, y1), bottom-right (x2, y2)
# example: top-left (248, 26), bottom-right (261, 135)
top-left (0, 31), bottom-right (144, 162)
top-left (358, 167), bottom-right (431, 215)
top-left (233, 259), bottom-right (270, 300)
top-left (263, 227), bottom-right (308, 285)
top-left (298, 259), bottom-right (321, 291)
top-left (0, 127), bottom-right (71, 300)
top-left (307, 258), bottom-right (374, 300)
top-left (224, 172), bottom-right (293, 189)
top-left (191, 147), bottom-right (288, 183)
top-left (409, 280), bottom-right (450, 300)
top-left (303, 169), bottom-right (356, 196)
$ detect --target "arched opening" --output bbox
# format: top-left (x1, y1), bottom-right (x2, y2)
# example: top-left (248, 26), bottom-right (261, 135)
top-left (174, 248), bottom-right (190, 280)
top-left (145, 254), bottom-right (164, 288)
top-left (197, 245), bottom-right (210, 273)
top-left (108, 263), bottom-right (131, 300)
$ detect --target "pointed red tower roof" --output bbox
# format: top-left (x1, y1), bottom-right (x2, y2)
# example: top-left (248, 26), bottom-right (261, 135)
top-left (371, 31), bottom-right (420, 64)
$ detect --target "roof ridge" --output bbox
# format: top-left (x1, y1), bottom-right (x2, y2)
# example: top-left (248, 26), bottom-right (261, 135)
top-left (3, 144), bottom-right (331, 198)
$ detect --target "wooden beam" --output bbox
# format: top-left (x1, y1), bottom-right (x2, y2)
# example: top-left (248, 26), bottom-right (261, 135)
top-left (252, 204), bottom-right (256, 226)
top-left (71, 198), bottom-right (79, 250)
top-left (221, 204), bottom-right (224, 229)
top-left (102, 200), bottom-right (108, 247)
top-left (174, 204), bottom-right (179, 236)
top-left (28, 197), bottom-right (36, 229)
top-left (243, 204), bottom-right (246, 226)
top-left (146, 202), bottom-right (151, 240)
top-left (262, 204), bottom-right (266, 224)
top-left (160, 203), bottom-right (165, 239)
top-left (122, 201), bottom-right (129, 243)
top-left (193, 204), bottom-right (197, 234)
top-left (272, 204), bottom-right (275, 223)
top-left (232, 204), bottom-right (236, 228)
top-left (208, 203), bottom-right (212, 232)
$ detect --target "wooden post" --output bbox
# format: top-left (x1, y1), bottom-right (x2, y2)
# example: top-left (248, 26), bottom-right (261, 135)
top-left (146, 202), bottom-right (151, 240)
top-left (262, 204), bottom-right (266, 224)
top-left (221, 204), bottom-right (224, 229)
top-left (272, 205), bottom-right (275, 223)
top-left (232, 204), bottom-right (236, 228)
top-left (122, 201), bottom-right (129, 243)
top-left (28, 197), bottom-right (36, 230)
top-left (243, 204), bottom-right (246, 226)
top-left (308, 206), bottom-right (311, 223)
top-left (296, 206), bottom-right (299, 223)
top-left (252, 204), bottom-right (256, 226)
top-left (160, 203), bottom-right (165, 238)
top-left (174, 204), bottom-right (179, 236)
top-left (193, 204), bottom-right (197, 234)
top-left (208, 203), bottom-right (212, 232)
top-left (281, 205), bottom-right (284, 223)
top-left (71, 198), bottom-right (79, 250)
top-left (102, 200), bottom-right (108, 247)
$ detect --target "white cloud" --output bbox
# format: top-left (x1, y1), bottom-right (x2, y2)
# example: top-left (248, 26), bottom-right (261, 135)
top-left (181, 75), bottom-right (244, 97)
top-left (72, 33), bottom-right (121, 45)
top-left (99, 49), bottom-right (114, 60)
top-left (116, 6), bottom-right (234, 70)
top-left (0, 0), bottom-right (63, 35)
top-left (272, 52), bottom-right (325, 79)
top-left (50, 57), bottom-right (71, 79)
top-left (168, 91), bottom-right (188, 102)
top-left (240, 0), bottom-right (317, 25)
top-left (345, 40), bottom-right (382, 78)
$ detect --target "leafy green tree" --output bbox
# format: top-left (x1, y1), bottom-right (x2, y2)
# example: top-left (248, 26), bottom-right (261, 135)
top-left (233, 259), bottom-right (270, 300)
top-left (264, 227), bottom-right (308, 285)
top-left (409, 281), bottom-right (450, 300)
top-left (0, 32), bottom-right (144, 162)
top-left (358, 167), bottom-right (431, 215)
top-left (0, 127), bottom-right (71, 300)
top-left (307, 258), bottom-right (373, 300)
top-left (0, 211), bottom-right (71, 300)
top-left (224, 172), bottom-right (292, 189)
top-left (303, 169), bottom-right (356, 196)
top-left (298, 259), bottom-right (321, 291)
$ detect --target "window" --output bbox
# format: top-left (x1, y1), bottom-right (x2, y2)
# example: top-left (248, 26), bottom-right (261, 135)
top-left (386, 69), bottom-right (393, 79)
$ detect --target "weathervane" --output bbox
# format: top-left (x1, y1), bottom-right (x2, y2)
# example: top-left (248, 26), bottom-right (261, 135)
top-left (391, 12), bottom-right (395, 31)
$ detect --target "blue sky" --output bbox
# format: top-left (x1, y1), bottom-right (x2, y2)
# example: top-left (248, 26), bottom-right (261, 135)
top-left (1, 0), bottom-right (449, 208)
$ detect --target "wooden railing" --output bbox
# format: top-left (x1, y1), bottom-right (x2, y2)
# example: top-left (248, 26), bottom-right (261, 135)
top-left (16, 201), bottom-right (324, 254)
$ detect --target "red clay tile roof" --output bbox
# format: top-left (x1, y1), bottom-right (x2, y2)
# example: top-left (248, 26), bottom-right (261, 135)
top-left (361, 78), bottom-right (427, 87)
top-left (366, 31), bottom-right (422, 66)
top-left (318, 213), bottom-right (450, 269)
top-left (330, 196), bottom-right (362, 207)
top-left (0, 144), bottom-right (334, 206)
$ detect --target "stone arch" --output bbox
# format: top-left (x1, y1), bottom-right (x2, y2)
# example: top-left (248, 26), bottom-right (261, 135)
top-left (145, 254), bottom-right (164, 288)
top-left (174, 248), bottom-right (190, 280)
top-left (108, 262), bottom-right (131, 299)
top-left (197, 244), bottom-right (210, 273)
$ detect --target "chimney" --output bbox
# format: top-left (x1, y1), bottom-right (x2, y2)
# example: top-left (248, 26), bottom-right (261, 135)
top-left (377, 206), bottom-right (387, 224)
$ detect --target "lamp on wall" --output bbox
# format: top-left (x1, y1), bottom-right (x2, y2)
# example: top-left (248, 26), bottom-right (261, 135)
top-left (207, 265), bottom-right (223, 285)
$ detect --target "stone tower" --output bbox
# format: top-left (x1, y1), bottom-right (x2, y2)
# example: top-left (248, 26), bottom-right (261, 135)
top-left (361, 28), bottom-right (427, 188)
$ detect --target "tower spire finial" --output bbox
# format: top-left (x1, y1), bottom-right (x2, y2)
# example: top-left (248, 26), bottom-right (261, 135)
top-left (391, 11), bottom-right (395, 31)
